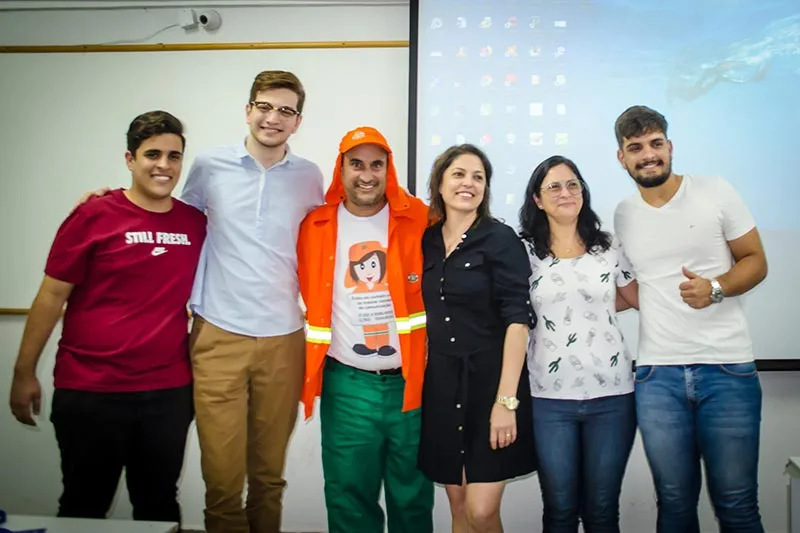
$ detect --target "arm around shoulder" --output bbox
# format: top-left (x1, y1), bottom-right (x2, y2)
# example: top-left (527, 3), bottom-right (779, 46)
top-left (179, 155), bottom-right (209, 211)
top-left (489, 223), bottom-right (535, 328)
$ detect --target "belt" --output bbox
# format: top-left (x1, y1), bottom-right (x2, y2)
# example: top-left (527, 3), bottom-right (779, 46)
top-left (0, 509), bottom-right (47, 533)
top-left (328, 357), bottom-right (402, 376)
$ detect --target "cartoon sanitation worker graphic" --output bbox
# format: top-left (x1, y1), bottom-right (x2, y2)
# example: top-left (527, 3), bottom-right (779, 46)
top-left (346, 240), bottom-right (397, 357)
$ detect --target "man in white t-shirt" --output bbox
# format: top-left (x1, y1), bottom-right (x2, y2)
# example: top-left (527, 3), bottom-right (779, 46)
top-left (612, 105), bottom-right (768, 533)
top-left (296, 127), bottom-right (433, 532)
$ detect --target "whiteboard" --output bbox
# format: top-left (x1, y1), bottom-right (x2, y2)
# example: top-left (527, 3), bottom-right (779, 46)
top-left (0, 47), bottom-right (409, 309)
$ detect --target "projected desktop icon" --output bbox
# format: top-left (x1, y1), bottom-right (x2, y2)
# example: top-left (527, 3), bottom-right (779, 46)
top-left (480, 75), bottom-right (493, 87)
top-left (530, 132), bottom-right (544, 146)
top-left (555, 46), bottom-right (566, 58)
top-left (431, 18), bottom-right (443, 29)
top-left (505, 165), bottom-right (517, 175)
top-left (456, 16), bottom-right (466, 28)
top-left (505, 45), bottom-right (518, 57)
top-left (555, 74), bottom-right (567, 86)
top-left (529, 17), bottom-right (541, 29)
top-left (556, 104), bottom-right (566, 115)
top-left (480, 17), bottom-right (492, 28)
top-left (555, 133), bottom-right (569, 145)
top-left (456, 134), bottom-right (466, 144)
top-left (456, 46), bottom-right (467, 58)
top-left (480, 46), bottom-right (493, 57)
top-left (480, 103), bottom-right (493, 116)
top-left (529, 46), bottom-right (542, 57)
top-left (504, 73), bottom-right (518, 87)
top-left (506, 133), bottom-right (517, 144)
top-left (430, 106), bottom-right (441, 117)
top-left (554, 20), bottom-right (567, 28)
top-left (529, 102), bottom-right (544, 116)
top-left (431, 134), bottom-right (442, 146)
top-left (531, 74), bottom-right (541, 85)
top-left (480, 134), bottom-right (492, 146)
top-left (505, 16), bottom-right (518, 29)
top-left (454, 104), bottom-right (466, 117)
top-left (505, 104), bottom-right (517, 114)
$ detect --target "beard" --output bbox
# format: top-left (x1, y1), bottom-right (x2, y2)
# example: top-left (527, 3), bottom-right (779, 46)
top-left (628, 159), bottom-right (672, 188)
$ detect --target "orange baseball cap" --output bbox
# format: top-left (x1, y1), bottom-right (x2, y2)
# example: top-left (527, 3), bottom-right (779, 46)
top-left (338, 126), bottom-right (392, 155)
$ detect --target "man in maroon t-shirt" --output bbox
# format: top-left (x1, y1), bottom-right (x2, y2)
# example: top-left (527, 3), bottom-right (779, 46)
top-left (8, 110), bottom-right (206, 528)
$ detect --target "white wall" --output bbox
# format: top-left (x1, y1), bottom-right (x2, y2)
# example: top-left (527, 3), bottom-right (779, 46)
top-left (0, 2), bottom-right (798, 532)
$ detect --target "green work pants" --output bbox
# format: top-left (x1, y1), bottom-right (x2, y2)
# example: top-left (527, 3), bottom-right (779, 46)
top-left (320, 358), bottom-right (434, 533)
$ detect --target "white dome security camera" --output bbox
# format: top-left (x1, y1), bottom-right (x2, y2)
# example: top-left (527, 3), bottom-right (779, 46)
top-left (198, 9), bottom-right (222, 31)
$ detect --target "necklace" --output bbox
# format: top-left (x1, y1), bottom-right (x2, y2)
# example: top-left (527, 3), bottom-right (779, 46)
top-left (443, 218), bottom-right (475, 256)
top-left (552, 234), bottom-right (583, 256)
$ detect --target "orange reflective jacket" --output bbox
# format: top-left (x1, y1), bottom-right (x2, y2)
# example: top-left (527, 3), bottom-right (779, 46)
top-left (297, 127), bottom-right (429, 420)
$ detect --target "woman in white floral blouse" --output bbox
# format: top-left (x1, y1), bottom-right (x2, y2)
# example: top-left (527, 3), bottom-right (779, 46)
top-left (518, 155), bottom-right (639, 533)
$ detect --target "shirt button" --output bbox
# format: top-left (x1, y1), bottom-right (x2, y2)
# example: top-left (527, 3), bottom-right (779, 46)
top-left (461, 234), bottom-right (467, 239)
top-left (458, 426), bottom-right (463, 431)
top-left (464, 262), bottom-right (471, 267)
top-left (325, 282), bottom-right (331, 287)
top-left (456, 403), bottom-right (461, 408)
top-left (460, 450), bottom-right (465, 454)
top-left (440, 296), bottom-right (445, 300)
top-left (450, 337), bottom-right (455, 342)
top-left (445, 317), bottom-right (450, 322)
top-left (440, 277), bottom-right (444, 282)
top-left (329, 255), bottom-right (334, 261)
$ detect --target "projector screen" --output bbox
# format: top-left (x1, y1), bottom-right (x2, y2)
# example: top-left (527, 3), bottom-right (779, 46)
top-left (408, 0), bottom-right (800, 368)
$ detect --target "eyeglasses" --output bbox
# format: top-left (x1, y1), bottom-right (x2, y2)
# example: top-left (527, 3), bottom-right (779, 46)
top-left (249, 101), bottom-right (300, 119)
top-left (542, 179), bottom-right (582, 196)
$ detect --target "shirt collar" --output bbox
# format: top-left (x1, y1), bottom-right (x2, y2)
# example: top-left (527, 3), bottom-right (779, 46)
top-left (235, 136), bottom-right (296, 170)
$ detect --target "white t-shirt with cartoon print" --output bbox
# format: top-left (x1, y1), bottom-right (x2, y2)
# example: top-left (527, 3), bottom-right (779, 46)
top-left (328, 203), bottom-right (402, 370)
top-left (525, 237), bottom-right (636, 400)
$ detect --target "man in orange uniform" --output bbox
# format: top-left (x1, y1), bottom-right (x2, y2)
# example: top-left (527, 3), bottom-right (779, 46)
top-left (297, 127), bottom-right (433, 533)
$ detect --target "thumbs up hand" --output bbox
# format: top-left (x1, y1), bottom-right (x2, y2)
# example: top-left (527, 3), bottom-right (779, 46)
top-left (679, 266), bottom-right (712, 309)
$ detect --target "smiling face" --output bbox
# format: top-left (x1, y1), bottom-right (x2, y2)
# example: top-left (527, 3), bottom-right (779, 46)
top-left (535, 163), bottom-right (584, 222)
top-left (617, 130), bottom-right (674, 189)
top-left (125, 133), bottom-right (184, 202)
top-left (245, 88), bottom-right (302, 149)
top-left (354, 252), bottom-right (382, 283)
top-left (439, 153), bottom-right (486, 216)
top-left (341, 144), bottom-right (388, 216)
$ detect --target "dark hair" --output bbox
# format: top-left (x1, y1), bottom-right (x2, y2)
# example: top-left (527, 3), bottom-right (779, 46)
top-left (518, 155), bottom-right (611, 260)
top-left (126, 110), bottom-right (185, 155)
top-left (250, 70), bottom-right (306, 114)
top-left (614, 105), bottom-right (668, 148)
top-left (427, 144), bottom-right (493, 225)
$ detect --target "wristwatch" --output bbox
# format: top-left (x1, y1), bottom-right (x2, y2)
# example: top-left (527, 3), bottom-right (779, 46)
top-left (710, 278), bottom-right (724, 304)
top-left (496, 396), bottom-right (520, 410)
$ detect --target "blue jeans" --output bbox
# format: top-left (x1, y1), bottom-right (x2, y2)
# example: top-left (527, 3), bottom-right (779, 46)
top-left (532, 393), bottom-right (636, 533)
top-left (635, 363), bottom-right (764, 533)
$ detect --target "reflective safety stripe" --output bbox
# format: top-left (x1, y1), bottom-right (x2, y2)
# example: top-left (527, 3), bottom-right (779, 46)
top-left (396, 312), bottom-right (427, 334)
top-left (308, 312), bottom-right (426, 340)
top-left (306, 325), bottom-right (332, 344)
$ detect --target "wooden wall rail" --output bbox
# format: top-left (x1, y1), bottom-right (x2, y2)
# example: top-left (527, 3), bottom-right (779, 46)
top-left (0, 308), bottom-right (32, 316)
top-left (0, 40), bottom-right (410, 53)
